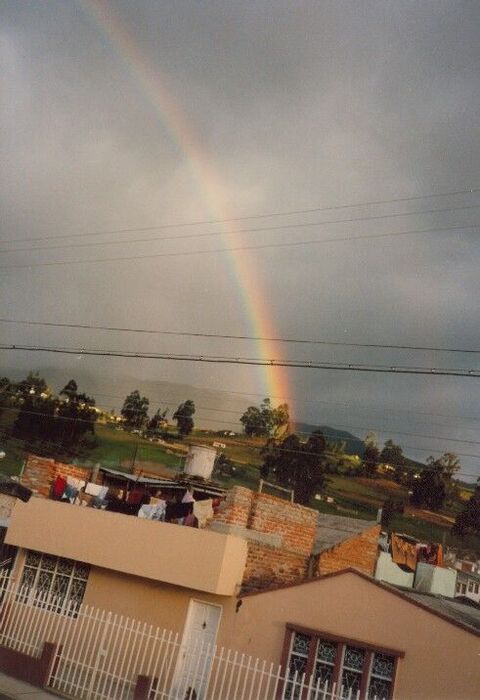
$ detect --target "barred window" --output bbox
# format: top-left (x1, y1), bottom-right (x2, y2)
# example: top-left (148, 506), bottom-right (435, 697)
top-left (20, 550), bottom-right (89, 613)
top-left (285, 629), bottom-right (399, 700)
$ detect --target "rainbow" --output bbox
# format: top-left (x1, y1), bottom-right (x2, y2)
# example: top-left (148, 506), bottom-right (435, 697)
top-left (79, 0), bottom-right (292, 412)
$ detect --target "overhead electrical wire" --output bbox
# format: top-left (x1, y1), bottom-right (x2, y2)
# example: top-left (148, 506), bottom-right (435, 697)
top-left (1, 186), bottom-right (478, 245)
top-left (2, 388), bottom-right (478, 448)
top-left (69, 389), bottom-right (480, 429)
top-left (1, 343), bottom-right (479, 377)
top-left (1, 204), bottom-right (479, 254)
top-left (1, 223), bottom-right (478, 271)
top-left (1, 318), bottom-right (478, 355)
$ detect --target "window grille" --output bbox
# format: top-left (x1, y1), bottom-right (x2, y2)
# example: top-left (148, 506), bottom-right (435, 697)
top-left (286, 630), bottom-right (397, 700)
top-left (19, 550), bottom-right (89, 614)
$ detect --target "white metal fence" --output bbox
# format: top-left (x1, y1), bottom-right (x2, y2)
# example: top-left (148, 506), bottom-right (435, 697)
top-left (0, 572), bottom-right (366, 700)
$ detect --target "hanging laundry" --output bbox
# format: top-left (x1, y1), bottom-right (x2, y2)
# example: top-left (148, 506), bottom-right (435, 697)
top-left (52, 475), bottom-right (67, 500)
top-left (182, 489), bottom-right (195, 503)
top-left (391, 534), bottom-right (418, 571)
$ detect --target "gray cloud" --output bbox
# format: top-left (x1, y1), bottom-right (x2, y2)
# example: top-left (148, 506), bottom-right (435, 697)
top-left (1, 0), bottom-right (479, 477)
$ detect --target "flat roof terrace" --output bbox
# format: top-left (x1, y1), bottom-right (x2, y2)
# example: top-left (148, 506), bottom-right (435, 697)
top-left (6, 497), bottom-right (247, 596)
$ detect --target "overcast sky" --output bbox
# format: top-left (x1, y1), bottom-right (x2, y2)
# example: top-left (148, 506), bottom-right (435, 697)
top-left (1, 1), bottom-right (479, 478)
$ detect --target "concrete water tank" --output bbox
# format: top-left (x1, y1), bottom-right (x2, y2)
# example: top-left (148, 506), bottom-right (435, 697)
top-left (183, 445), bottom-right (217, 480)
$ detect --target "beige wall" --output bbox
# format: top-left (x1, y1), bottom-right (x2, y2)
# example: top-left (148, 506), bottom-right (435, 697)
top-left (6, 498), bottom-right (247, 595)
top-left (221, 571), bottom-right (479, 700)
top-left (83, 566), bottom-right (238, 643)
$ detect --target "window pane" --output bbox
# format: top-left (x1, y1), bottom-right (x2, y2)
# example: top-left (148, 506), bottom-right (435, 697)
top-left (314, 661), bottom-right (335, 688)
top-left (57, 557), bottom-right (74, 575)
top-left (341, 669), bottom-right (362, 697)
top-left (74, 562), bottom-right (90, 580)
top-left (343, 645), bottom-right (365, 671)
top-left (317, 640), bottom-right (337, 664)
top-left (292, 632), bottom-right (310, 656)
top-left (289, 654), bottom-right (308, 677)
top-left (52, 575), bottom-right (70, 599)
top-left (314, 639), bottom-right (337, 689)
top-left (70, 578), bottom-right (87, 606)
top-left (368, 677), bottom-right (392, 700)
top-left (20, 567), bottom-right (36, 589)
top-left (37, 570), bottom-right (53, 595)
top-left (371, 653), bottom-right (395, 680)
top-left (25, 551), bottom-right (41, 567)
top-left (40, 554), bottom-right (56, 571)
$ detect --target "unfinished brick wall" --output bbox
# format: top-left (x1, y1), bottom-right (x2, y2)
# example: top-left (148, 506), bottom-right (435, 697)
top-left (212, 486), bottom-right (318, 592)
top-left (20, 455), bottom-right (91, 498)
top-left (212, 486), bottom-right (253, 527)
top-left (317, 524), bottom-right (381, 577)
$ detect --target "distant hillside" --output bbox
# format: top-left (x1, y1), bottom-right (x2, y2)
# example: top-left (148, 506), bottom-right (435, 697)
top-left (293, 422), bottom-right (365, 456)
top-left (293, 422), bottom-right (426, 469)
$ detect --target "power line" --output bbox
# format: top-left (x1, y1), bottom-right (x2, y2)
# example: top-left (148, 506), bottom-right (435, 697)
top-left (127, 382), bottom-right (480, 425)
top-left (3, 363), bottom-right (479, 426)
top-left (1, 343), bottom-right (479, 377)
top-left (1, 223), bottom-right (478, 271)
top-left (87, 389), bottom-right (480, 430)
top-left (2, 204), bottom-right (479, 254)
top-left (1, 318), bottom-right (478, 355)
top-left (3, 388), bottom-right (478, 450)
top-left (2, 186), bottom-right (478, 245)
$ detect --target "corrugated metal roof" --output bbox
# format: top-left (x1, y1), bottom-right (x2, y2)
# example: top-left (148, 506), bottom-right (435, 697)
top-left (394, 587), bottom-right (480, 634)
top-left (314, 513), bottom-right (377, 555)
top-left (98, 467), bottom-right (225, 496)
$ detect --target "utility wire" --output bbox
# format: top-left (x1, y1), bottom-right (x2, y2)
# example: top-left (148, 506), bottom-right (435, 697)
top-left (1, 343), bottom-right (479, 377)
top-left (2, 390), bottom-right (478, 449)
top-left (1, 223), bottom-right (478, 271)
top-left (2, 186), bottom-right (478, 245)
top-left (3, 380), bottom-right (479, 428)
top-left (86, 390), bottom-right (480, 430)
top-left (1, 318), bottom-right (478, 355)
top-left (2, 204), bottom-right (479, 254)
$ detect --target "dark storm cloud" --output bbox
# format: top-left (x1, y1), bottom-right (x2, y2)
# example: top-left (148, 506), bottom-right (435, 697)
top-left (1, 1), bottom-right (479, 476)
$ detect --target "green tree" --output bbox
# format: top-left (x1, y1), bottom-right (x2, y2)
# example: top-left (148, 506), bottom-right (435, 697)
top-left (145, 408), bottom-right (168, 436)
top-left (240, 405), bottom-right (266, 437)
top-left (426, 453), bottom-right (460, 505)
top-left (240, 399), bottom-right (289, 438)
top-left (214, 452), bottom-right (235, 477)
top-left (14, 371), bottom-right (48, 399)
top-left (12, 377), bottom-right (97, 456)
top-left (261, 430), bottom-right (327, 505)
top-left (452, 480), bottom-right (480, 537)
top-left (173, 400), bottom-right (195, 436)
top-left (410, 468), bottom-right (447, 510)
top-left (380, 439), bottom-right (406, 483)
top-left (121, 390), bottom-right (150, 429)
top-left (362, 432), bottom-right (380, 477)
top-left (56, 380), bottom-right (97, 447)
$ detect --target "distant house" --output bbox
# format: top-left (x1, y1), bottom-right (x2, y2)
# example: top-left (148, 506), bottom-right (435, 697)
top-left (456, 568), bottom-right (480, 604)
